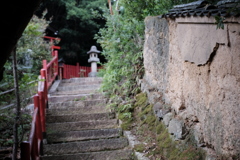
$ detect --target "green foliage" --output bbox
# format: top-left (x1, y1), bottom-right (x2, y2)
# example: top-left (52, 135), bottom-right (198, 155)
top-left (121, 0), bottom-right (171, 20)
top-left (36, 0), bottom-right (106, 65)
top-left (17, 15), bottom-right (51, 75)
top-left (0, 15), bottom-right (50, 106)
top-left (0, 109), bottom-right (31, 147)
top-left (0, 15), bottom-right (50, 148)
top-left (214, 1), bottom-right (240, 30)
top-left (97, 0), bottom-right (197, 110)
top-left (96, 4), bottom-right (144, 106)
top-left (215, 16), bottom-right (225, 29)
top-left (118, 103), bottom-right (134, 130)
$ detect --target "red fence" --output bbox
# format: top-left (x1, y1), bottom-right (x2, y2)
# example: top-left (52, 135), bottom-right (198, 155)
top-left (62, 63), bottom-right (91, 79)
top-left (62, 63), bottom-right (103, 79)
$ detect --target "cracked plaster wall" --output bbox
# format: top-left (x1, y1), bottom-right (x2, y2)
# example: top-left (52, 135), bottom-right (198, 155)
top-left (142, 16), bottom-right (240, 158)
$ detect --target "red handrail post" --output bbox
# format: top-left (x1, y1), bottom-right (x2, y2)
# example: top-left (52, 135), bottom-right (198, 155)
top-left (40, 69), bottom-right (48, 101)
top-left (59, 67), bottom-right (63, 80)
top-left (42, 60), bottom-right (47, 70)
top-left (34, 95), bottom-right (42, 141)
top-left (65, 65), bottom-right (67, 79)
top-left (77, 63), bottom-right (80, 77)
top-left (63, 64), bottom-right (65, 79)
top-left (21, 142), bottom-right (30, 160)
top-left (54, 50), bottom-right (58, 76)
top-left (32, 134), bottom-right (38, 160)
top-left (38, 91), bottom-right (46, 137)
top-left (42, 60), bottom-right (48, 86)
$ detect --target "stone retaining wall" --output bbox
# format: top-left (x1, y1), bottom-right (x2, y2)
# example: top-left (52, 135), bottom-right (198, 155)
top-left (141, 16), bottom-right (240, 159)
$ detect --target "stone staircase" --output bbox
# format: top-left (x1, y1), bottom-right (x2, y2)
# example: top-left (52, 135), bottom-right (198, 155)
top-left (42, 77), bottom-right (133, 160)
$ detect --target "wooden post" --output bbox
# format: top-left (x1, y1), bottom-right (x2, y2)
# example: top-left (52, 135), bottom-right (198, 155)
top-left (66, 64), bottom-right (68, 79)
top-left (63, 65), bottom-right (65, 79)
top-left (66, 65), bottom-right (68, 79)
top-left (42, 60), bottom-right (47, 70)
top-left (67, 65), bottom-right (69, 79)
top-left (59, 67), bottom-right (63, 80)
top-left (40, 69), bottom-right (48, 100)
top-left (42, 60), bottom-right (48, 88)
top-left (38, 91), bottom-right (46, 136)
top-left (68, 65), bottom-right (70, 79)
top-left (55, 50), bottom-right (58, 76)
top-left (21, 142), bottom-right (30, 160)
top-left (32, 133), bottom-right (38, 160)
top-left (34, 96), bottom-right (42, 141)
top-left (76, 63), bottom-right (79, 77)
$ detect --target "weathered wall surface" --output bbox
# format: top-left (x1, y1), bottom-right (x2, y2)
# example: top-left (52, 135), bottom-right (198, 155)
top-left (142, 16), bottom-right (240, 159)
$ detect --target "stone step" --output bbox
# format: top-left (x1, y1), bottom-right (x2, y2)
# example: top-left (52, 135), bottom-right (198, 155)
top-left (61, 77), bottom-right (102, 84)
top-left (43, 137), bottom-right (128, 155)
top-left (41, 149), bottom-right (133, 160)
top-left (47, 119), bottom-right (118, 132)
top-left (48, 99), bottom-right (107, 109)
top-left (60, 80), bottom-right (102, 86)
top-left (48, 94), bottom-right (105, 103)
top-left (57, 84), bottom-right (101, 92)
top-left (47, 105), bottom-right (109, 116)
top-left (47, 128), bottom-right (122, 143)
top-left (51, 89), bottom-right (98, 95)
top-left (47, 112), bottom-right (115, 123)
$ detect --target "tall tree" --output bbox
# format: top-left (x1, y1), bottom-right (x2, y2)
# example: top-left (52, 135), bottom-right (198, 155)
top-left (36, 0), bottom-right (106, 66)
top-left (12, 47), bottom-right (21, 160)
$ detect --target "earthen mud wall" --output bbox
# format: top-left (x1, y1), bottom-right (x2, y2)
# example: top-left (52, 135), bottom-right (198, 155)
top-left (141, 16), bottom-right (240, 158)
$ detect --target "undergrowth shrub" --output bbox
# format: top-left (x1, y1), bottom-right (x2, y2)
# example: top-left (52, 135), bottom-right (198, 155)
top-left (96, 0), bottom-right (197, 110)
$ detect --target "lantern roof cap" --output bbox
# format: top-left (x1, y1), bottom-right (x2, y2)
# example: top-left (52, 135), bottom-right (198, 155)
top-left (87, 46), bottom-right (101, 54)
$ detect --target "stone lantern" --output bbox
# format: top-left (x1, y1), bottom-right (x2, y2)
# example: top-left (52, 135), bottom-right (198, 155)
top-left (87, 46), bottom-right (100, 77)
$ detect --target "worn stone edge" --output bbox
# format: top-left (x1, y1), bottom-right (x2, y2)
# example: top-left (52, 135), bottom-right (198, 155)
top-left (118, 119), bottom-right (149, 160)
top-left (123, 131), bottom-right (150, 160)
top-left (49, 80), bottom-right (61, 94)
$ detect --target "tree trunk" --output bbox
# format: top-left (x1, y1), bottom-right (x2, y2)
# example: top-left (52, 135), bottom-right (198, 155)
top-left (12, 47), bottom-right (21, 160)
top-left (108, 0), bottom-right (113, 15)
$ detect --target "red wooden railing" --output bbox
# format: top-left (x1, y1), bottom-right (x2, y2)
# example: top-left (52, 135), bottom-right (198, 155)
top-left (20, 49), bottom-right (58, 160)
top-left (20, 75), bottom-right (48, 160)
top-left (20, 36), bottom-right (104, 159)
top-left (42, 50), bottom-right (58, 89)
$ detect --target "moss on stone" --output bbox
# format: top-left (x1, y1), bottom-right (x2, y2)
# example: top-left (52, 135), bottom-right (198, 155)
top-left (134, 92), bottom-right (147, 108)
top-left (155, 122), bottom-right (205, 160)
top-left (133, 143), bottom-right (145, 152)
top-left (138, 104), bottom-right (152, 118)
top-left (121, 119), bottom-right (133, 130)
top-left (178, 146), bottom-right (205, 160)
top-left (118, 104), bottom-right (134, 113)
top-left (118, 91), bottom-right (206, 159)
top-left (156, 123), bottom-right (165, 134)
top-left (142, 115), bottom-right (156, 127)
top-left (118, 112), bottom-right (128, 121)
